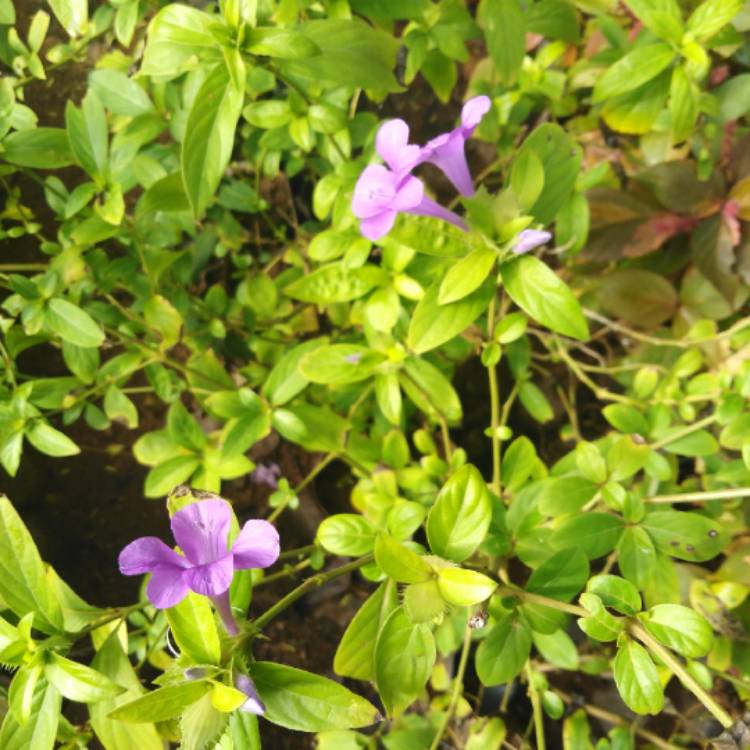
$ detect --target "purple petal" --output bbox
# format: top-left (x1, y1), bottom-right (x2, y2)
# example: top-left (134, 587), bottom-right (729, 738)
top-left (352, 164), bottom-right (397, 219)
top-left (461, 96), bottom-right (491, 132)
top-left (119, 537), bottom-right (187, 576)
top-left (171, 499), bottom-right (232, 566)
top-left (185, 554), bottom-right (235, 597)
top-left (376, 119), bottom-right (422, 175)
top-left (423, 133), bottom-right (475, 197)
top-left (391, 174), bottom-right (424, 211)
top-left (360, 210), bottom-right (398, 240)
top-left (251, 463), bottom-right (281, 490)
top-left (146, 564), bottom-right (190, 608)
top-left (232, 520), bottom-right (280, 569)
top-left (513, 229), bottom-right (553, 254)
top-left (409, 195), bottom-right (468, 232)
top-left (235, 673), bottom-right (265, 715)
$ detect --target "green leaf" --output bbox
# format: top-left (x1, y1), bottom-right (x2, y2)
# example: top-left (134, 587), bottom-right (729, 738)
top-left (401, 357), bottom-right (463, 425)
top-left (252, 661), bottom-right (380, 731)
top-left (526, 0), bottom-right (581, 43)
top-left (687, 0), bottom-right (742, 41)
top-left (617, 526), bottom-right (658, 590)
top-left (180, 692), bottom-right (229, 750)
top-left (65, 92), bottom-right (108, 178)
top-left (182, 64), bottom-right (244, 219)
top-left (1, 128), bottom-right (74, 168)
top-left (272, 404), bottom-right (348, 453)
top-left (518, 382), bottom-right (554, 423)
top-left (587, 575), bottom-right (642, 616)
top-left (478, 0), bottom-right (525, 84)
top-left (476, 614), bottom-right (532, 686)
top-left (89, 69), bottom-right (154, 118)
top-left (335, 581), bottom-right (398, 681)
top-left (140, 4), bottom-right (217, 77)
top-left (0, 495), bottom-right (63, 633)
top-left (0, 679), bottom-right (61, 750)
top-left (661, 429), bottom-right (718, 457)
top-left (261, 339), bottom-right (326, 406)
top-left (516, 124), bottom-right (582, 224)
top-left (44, 653), bottom-right (122, 703)
top-left (526, 548), bottom-right (589, 601)
top-left (577, 593), bottom-right (625, 642)
top-left (318, 514), bottom-right (375, 557)
top-left (165, 592), bottom-right (221, 665)
top-left (641, 604), bottom-right (713, 658)
top-left (144, 456), bottom-right (201, 498)
top-left (427, 464), bottom-right (492, 562)
top-left (281, 18), bottom-right (400, 91)
top-left (104, 386), bottom-right (138, 429)
top-left (25, 421), bottom-right (79, 457)
top-left (551, 513), bottom-right (625, 560)
top-left (532, 630), bottom-right (579, 670)
top-left (640, 510), bottom-right (727, 561)
top-left (592, 43), bottom-right (675, 103)
top-left (375, 533), bottom-right (432, 584)
top-left (90, 634), bottom-right (163, 750)
top-left (167, 401), bottom-right (206, 451)
top-left (46, 298), bottom-right (105, 347)
top-left (613, 639), bottom-right (664, 715)
top-left (108, 682), bottom-right (211, 723)
top-left (602, 70), bottom-right (672, 135)
top-left (284, 263), bottom-right (386, 304)
top-left (47, 0), bottom-right (87, 36)
top-left (510, 150), bottom-right (545, 210)
top-left (299, 345), bottom-right (385, 385)
top-left (9, 658), bottom-right (43, 724)
top-left (375, 607), bottom-right (436, 716)
top-left (501, 255), bottom-right (588, 341)
top-left (244, 27), bottom-right (320, 59)
top-left (438, 246), bottom-right (497, 305)
top-left (538, 476), bottom-right (599, 516)
top-left (669, 66), bottom-right (698, 144)
top-left (407, 277), bottom-right (495, 354)
top-left (437, 568), bottom-right (496, 606)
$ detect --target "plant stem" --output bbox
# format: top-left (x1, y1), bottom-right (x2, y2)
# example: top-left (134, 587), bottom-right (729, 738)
top-left (496, 585), bottom-right (587, 617)
top-left (277, 543), bottom-right (317, 561)
top-left (266, 453), bottom-right (336, 523)
top-left (631, 623), bottom-right (733, 729)
top-left (253, 554), bottom-right (373, 630)
top-left (647, 488), bottom-right (750, 504)
top-left (525, 663), bottom-right (546, 750)
top-left (557, 690), bottom-right (684, 750)
top-left (649, 414), bottom-right (717, 451)
top-left (429, 621), bottom-right (473, 750)
top-left (486, 295), bottom-right (502, 496)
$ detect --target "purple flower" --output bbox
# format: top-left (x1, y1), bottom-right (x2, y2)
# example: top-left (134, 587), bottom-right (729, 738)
top-left (421, 96), bottom-right (491, 197)
top-left (118, 499), bottom-right (279, 611)
top-left (512, 229), bottom-right (553, 255)
top-left (234, 672), bottom-right (265, 715)
top-left (375, 119), bottom-right (423, 178)
top-left (251, 463), bottom-right (282, 490)
top-left (352, 164), bottom-right (467, 241)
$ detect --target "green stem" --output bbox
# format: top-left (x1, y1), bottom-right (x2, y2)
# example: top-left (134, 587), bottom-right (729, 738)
top-left (429, 621), bottom-right (473, 750)
top-left (647, 487), bottom-right (750, 504)
top-left (266, 453), bottom-right (336, 523)
top-left (631, 623), bottom-right (733, 729)
top-left (253, 555), bottom-right (373, 630)
top-left (486, 295), bottom-right (502, 496)
top-left (496, 585), bottom-right (587, 617)
top-left (649, 414), bottom-right (717, 451)
top-left (525, 663), bottom-right (546, 750)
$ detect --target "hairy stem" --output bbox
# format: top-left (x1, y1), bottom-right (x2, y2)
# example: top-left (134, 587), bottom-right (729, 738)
top-left (429, 621), bottom-right (473, 750)
top-left (525, 663), bottom-right (546, 750)
top-left (253, 555), bottom-right (373, 630)
top-left (647, 487), bottom-right (750, 504)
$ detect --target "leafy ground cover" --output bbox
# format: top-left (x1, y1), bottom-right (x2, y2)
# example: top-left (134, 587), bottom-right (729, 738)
top-left (2, 0), bottom-right (750, 748)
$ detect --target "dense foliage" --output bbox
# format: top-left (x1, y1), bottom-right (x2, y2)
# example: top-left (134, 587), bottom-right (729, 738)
top-left (2, 0), bottom-right (750, 748)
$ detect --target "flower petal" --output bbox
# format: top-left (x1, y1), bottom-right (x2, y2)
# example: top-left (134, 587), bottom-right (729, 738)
top-left (352, 165), bottom-right (397, 219)
top-left (232, 520), bottom-right (280, 569)
top-left (423, 133), bottom-right (475, 196)
top-left (376, 119), bottom-right (422, 175)
top-left (185, 554), bottom-right (234, 597)
top-left (171, 499), bottom-right (232, 566)
top-left (391, 175), bottom-right (424, 211)
top-left (119, 537), bottom-right (186, 576)
top-left (513, 229), bottom-right (552, 254)
top-left (146, 564), bottom-right (189, 608)
top-left (409, 195), bottom-right (468, 232)
top-left (360, 210), bottom-right (397, 240)
top-left (461, 95), bottom-right (491, 132)
top-left (235, 673), bottom-right (266, 715)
